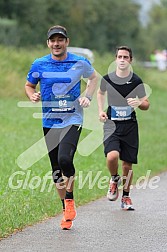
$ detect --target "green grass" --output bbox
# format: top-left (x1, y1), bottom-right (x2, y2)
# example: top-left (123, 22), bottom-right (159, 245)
top-left (0, 46), bottom-right (167, 238)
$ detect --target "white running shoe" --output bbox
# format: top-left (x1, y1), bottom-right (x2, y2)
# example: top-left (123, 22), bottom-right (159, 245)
top-left (107, 177), bottom-right (121, 201)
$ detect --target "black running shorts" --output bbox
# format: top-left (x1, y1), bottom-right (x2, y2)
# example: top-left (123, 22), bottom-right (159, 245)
top-left (103, 119), bottom-right (139, 164)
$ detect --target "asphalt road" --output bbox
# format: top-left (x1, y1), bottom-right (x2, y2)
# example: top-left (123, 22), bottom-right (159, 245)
top-left (0, 172), bottom-right (167, 252)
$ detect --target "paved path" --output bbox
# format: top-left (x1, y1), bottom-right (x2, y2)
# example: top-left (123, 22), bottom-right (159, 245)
top-left (0, 172), bottom-right (167, 252)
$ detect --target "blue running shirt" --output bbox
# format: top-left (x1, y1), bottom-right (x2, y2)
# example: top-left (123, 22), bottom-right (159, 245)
top-left (27, 52), bottom-right (94, 128)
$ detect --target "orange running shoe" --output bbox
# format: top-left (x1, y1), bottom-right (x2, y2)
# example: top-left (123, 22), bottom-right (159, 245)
top-left (64, 199), bottom-right (77, 221)
top-left (107, 177), bottom-right (121, 201)
top-left (60, 211), bottom-right (73, 230)
top-left (121, 196), bottom-right (135, 211)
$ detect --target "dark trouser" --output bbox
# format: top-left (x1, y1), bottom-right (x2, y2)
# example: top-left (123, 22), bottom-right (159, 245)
top-left (43, 125), bottom-right (82, 183)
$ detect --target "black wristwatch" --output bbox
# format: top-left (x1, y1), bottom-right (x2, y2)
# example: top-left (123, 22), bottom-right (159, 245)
top-left (85, 95), bottom-right (92, 101)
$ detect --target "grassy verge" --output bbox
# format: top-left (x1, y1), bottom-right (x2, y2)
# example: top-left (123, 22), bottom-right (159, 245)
top-left (0, 47), bottom-right (167, 238)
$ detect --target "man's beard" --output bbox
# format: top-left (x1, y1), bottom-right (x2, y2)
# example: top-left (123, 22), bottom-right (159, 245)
top-left (53, 49), bottom-right (66, 58)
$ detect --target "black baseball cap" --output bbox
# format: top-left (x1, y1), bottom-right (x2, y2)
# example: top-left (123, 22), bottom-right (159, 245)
top-left (47, 28), bottom-right (68, 39)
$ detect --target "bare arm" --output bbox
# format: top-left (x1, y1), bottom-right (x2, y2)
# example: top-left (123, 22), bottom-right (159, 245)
top-left (25, 81), bottom-right (41, 102)
top-left (79, 71), bottom-right (98, 107)
top-left (85, 71), bottom-right (98, 98)
top-left (97, 88), bottom-right (108, 122)
top-left (127, 96), bottom-right (150, 110)
top-left (138, 98), bottom-right (150, 110)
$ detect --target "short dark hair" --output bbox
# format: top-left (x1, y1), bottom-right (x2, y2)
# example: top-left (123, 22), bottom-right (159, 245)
top-left (115, 46), bottom-right (133, 59)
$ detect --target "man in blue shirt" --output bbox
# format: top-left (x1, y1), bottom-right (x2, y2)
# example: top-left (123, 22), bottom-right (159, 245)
top-left (25, 25), bottom-right (97, 230)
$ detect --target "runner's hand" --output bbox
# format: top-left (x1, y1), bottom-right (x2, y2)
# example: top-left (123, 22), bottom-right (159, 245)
top-left (30, 91), bottom-right (41, 103)
top-left (99, 112), bottom-right (108, 122)
top-left (127, 97), bottom-right (141, 108)
top-left (79, 97), bottom-right (91, 108)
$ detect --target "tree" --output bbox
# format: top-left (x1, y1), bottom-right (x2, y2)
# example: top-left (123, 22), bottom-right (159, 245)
top-left (0, 0), bottom-right (144, 58)
top-left (145, 0), bottom-right (167, 53)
